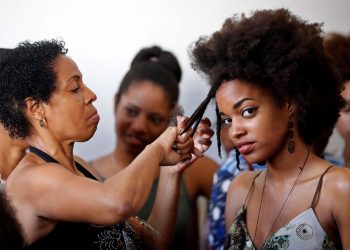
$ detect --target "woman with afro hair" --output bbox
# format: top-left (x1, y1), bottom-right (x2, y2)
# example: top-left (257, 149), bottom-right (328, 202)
top-left (183, 8), bottom-right (350, 249)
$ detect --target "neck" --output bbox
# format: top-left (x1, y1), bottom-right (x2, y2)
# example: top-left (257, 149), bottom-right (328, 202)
top-left (28, 135), bottom-right (77, 174)
top-left (265, 144), bottom-right (311, 182)
top-left (113, 144), bottom-right (138, 170)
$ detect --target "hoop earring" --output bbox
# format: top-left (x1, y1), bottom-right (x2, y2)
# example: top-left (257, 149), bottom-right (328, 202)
top-left (39, 118), bottom-right (47, 128)
top-left (288, 116), bottom-right (295, 153)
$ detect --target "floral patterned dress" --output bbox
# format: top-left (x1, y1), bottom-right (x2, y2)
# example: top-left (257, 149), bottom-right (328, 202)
top-left (224, 166), bottom-right (339, 250)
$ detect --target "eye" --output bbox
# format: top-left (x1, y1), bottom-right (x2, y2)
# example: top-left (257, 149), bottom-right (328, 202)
top-left (149, 115), bottom-right (166, 125)
top-left (125, 107), bottom-right (138, 117)
top-left (221, 117), bottom-right (232, 127)
top-left (71, 86), bottom-right (80, 93)
top-left (241, 107), bottom-right (257, 118)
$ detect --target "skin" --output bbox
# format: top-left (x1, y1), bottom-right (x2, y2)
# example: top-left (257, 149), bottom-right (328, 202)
top-left (5, 55), bottom-right (211, 249)
top-left (336, 80), bottom-right (350, 168)
top-left (92, 81), bottom-right (218, 249)
top-left (0, 126), bottom-right (28, 181)
top-left (219, 79), bottom-right (350, 249)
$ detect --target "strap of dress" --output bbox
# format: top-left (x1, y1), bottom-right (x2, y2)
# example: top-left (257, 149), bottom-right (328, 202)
top-left (311, 165), bottom-right (334, 209)
top-left (29, 146), bottom-right (58, 163)
top-left (29, 146), bottom-right (97, 180)
top-left (243, 170), bottom-right (263, 208)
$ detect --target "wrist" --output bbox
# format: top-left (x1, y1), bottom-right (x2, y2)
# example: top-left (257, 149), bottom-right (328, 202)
top-left (147, 142), bottom-right (165, 165)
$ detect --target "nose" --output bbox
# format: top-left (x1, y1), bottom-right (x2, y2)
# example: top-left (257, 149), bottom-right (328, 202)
top-left (130, 114), bottom-right (149, 134)
top-left (229, 120), bottom-right (246, 139)
top-left (84, 85), bottom-right (97, 104)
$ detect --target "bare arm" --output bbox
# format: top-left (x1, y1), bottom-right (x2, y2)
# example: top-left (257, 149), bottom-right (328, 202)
top-left (331, 168), bottom-right (350, 248)
top-left (8, 126), bottom-right (192, 226)
top-left (138, 117), bottom-right (214, 249)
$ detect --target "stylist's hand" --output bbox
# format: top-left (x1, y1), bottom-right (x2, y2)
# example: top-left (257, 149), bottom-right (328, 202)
top-left (171, 116), bottom-right (213, 172)
top-left (153, 115), bottom-right (194, 166)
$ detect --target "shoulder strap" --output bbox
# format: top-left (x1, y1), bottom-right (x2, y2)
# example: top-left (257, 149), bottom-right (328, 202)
top-left (76, 162), bottom-right (97, 180)
top-left (243, 170), bottom-right (263, 208)
top-left (311, 165), bottom-right (334, 208)
top-left (29, 146), bottom-right (97, 180)
top-left (29, 146), bottom-right (58, 163)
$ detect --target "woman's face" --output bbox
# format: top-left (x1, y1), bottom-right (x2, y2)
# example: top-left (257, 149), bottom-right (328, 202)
top-left (336, 81), bottom-right (350, 143)
top-left (115, 81), bottom-right (172, 156)
top-left (43, 55), bottom-right (99, 142)
top-left (216, 79), bottom-right (290, 163)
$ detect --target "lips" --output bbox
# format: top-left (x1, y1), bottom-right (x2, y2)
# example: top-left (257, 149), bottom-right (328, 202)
top-left (125, 134), bottom-right (147, 147)
top-left (88, 110), bottom-right (100, 122)
top-left (235, 141), bottom-right (255, 155)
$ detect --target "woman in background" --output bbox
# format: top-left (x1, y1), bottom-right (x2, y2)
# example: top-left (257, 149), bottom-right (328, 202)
top-left (92, 45), bottom-right (218, 249)
top-left (324, 32), bottom-right (350, 168)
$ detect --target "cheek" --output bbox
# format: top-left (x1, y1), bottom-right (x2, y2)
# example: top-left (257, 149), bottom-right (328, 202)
top-left (336, 114), bottom-right (350, 136)
top-left (149, 125), bottom-right (167, 140)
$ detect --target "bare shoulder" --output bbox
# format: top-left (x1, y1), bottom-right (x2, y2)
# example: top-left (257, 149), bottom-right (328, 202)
top-left (325, 166), bottom-right (350, 195)
top-left (89, 153), bottom-right (115, 179)
top-left (183, 156), bottom-right (219, 198)
top-left (90, 153), bottom-right (111, 167)
top-left (6, 155), bottom-right (73, 200)
top-left (228, 170), bottom-right (262, 198)
top-left (74, 155), bottom-right (104, 181)
top-left (226, 170), bottom-right (263, 230)
top-left (186, 155), bottom-right (218, 175)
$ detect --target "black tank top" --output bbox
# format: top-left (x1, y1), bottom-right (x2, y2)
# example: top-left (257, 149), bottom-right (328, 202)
top-left (24, 146), bottom-right (143, 250)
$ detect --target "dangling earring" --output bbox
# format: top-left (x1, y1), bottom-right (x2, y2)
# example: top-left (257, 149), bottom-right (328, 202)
top-left (39, 118), bottom-right (47, 128)
top-left (288, 116), bottom-right (295, 153)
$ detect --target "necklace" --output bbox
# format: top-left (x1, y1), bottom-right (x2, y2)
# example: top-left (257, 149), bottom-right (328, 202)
top-left (253, 148), bottom-right (310, 247)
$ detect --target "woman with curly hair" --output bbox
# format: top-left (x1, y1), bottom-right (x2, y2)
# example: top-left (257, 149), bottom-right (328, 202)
top-left (0, 48), bottom-right (26, 250)
top-left (91, 45), bottom-right (218, 250)
top-left (0, 48), bottom-right (28, 184)
top-left (0, 39), bottom-right (213, 249)
top-left (183, 8), bottom-right (350, 249)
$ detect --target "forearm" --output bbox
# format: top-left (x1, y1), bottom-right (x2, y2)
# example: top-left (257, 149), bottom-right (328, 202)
top-left (103, 142), bottom-right (164, 218)
top-left (142, 167), bottom-right (181, 249)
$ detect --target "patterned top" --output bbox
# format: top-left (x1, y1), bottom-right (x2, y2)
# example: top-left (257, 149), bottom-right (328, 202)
top-left (207, 150), bottom-right (266, 250)
top-left (25, 146), bottom-right (144, 250)
top-left (224, 166), bottom-right (339, 250)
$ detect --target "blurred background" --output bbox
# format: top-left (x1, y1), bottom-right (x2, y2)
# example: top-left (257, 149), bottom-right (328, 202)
top-left (1, 0), bottom-right (349, 163)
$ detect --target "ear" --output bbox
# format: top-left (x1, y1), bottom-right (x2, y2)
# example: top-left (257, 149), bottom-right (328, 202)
top-left (25, 98), bottom-right (46, 122)
top-left (114, 94), bottom-right (120, 113)
top-left (287, 101), bottom-right (295, 115)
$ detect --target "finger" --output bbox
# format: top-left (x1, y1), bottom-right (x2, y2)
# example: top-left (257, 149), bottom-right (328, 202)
top-left (200, 117), bottom-right (211, 127)
top-left (195, 138), bottom-right (212, 147)
top-left (196, 127), bottom-right (214, 138)
top-left (179, 153), bottom-right (192, 162)
top-left (192, 147), bottom-right (203, 157)
top-left (174, 137), bottom-right (193, 150)
top-left (177, 115), bottom-right (188, 130)
top-left (176, 131), bottom-right (190, 143)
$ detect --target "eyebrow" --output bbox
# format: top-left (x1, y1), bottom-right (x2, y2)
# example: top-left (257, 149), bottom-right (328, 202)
top-left (233, 97), bottom-right (254, 109)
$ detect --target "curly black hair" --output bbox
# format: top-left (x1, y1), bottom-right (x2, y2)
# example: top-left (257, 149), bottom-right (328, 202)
top-left (184, 8), bottom-right (344, 155)
top-left (0, 190), bottom-right (24, 249)
top-left (324, 32), bottom-right (350, 82)
top-left (0, 39), bottom-right (67, 139)
top-left (117, 45), bottom-right (181, 108)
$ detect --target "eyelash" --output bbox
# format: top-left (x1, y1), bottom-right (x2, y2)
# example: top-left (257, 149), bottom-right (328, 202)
top-left (221, 117), bottom-right (232, 127)
top-left (241, 107), bottom-right (258, 117)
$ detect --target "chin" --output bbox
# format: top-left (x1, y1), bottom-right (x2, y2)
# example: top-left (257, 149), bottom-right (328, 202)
top-left (76, 127), bottom-right (97, 142)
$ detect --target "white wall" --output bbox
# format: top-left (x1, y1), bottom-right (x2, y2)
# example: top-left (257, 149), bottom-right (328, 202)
top-left (1, 0), bottom-right (349, 163)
